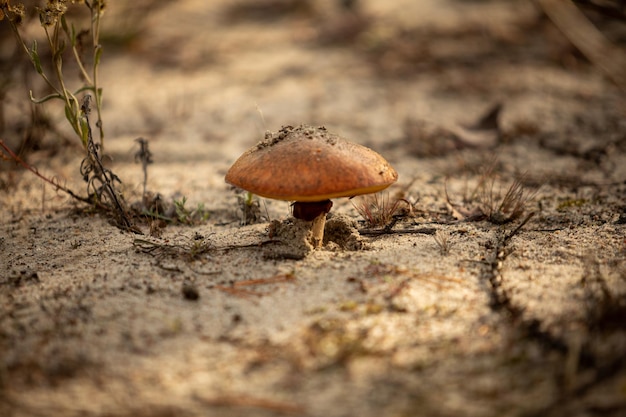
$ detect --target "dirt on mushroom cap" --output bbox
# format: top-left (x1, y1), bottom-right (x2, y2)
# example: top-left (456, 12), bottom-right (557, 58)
top-left (225, 125), bottom-right (398, 202)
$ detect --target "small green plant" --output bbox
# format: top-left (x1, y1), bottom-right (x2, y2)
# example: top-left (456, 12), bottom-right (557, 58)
top-left (174, 197), bottom-right (210, 225)
top-left (138, 195), bottom-right (210, 226)
top-left (1, 0), bottom-right (107, 150)
top-left (237, 190), bottom-right (263, 225)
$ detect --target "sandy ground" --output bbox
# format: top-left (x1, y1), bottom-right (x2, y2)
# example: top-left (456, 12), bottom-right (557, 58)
top-left (1, 1), bottom-right (626, 416)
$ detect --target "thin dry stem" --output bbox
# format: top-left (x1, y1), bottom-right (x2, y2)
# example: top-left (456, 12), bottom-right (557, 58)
top-left (481, 174), bottom-right (537, 225)
top-left (433, 230), bottom-right (453, 255)
top-left (446, 159), bottom-right (539, 224)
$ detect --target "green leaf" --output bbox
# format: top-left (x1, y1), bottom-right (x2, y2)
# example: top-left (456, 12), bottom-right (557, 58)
top-left (94, 45), bottom-right (102, 67)
top-left (30, 41), bottom-right (43, 74)
top-left (61, 15), bottom-right (69, 36)
top-left (64, 104), bottom-right (73, 124)
top-left (79, 116), bottom-right (90, 147)
top-left (57, 38), bottom-right (67, 56)
top-left (63, 100), bottom-right (82, 141)
top-left (64, 105), bottom-right (80, 137)
top-left (69, 22), bottom-right (77, 45)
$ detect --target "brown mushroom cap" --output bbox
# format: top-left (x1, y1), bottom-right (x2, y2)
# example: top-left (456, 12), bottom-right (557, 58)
top-left (225, 125), bottom-right (398, 202)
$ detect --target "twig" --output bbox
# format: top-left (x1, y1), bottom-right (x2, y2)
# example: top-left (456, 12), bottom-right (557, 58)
top-left (504, 212), bottom-right (535, 243)
top-left (359, 226), bottom-right (437, 236)
top-left (214, 285), bottom-right (264, 298)
top-left (215, 273), bottom-right (297, 298)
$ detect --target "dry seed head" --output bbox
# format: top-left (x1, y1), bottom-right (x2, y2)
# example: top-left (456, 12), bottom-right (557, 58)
top-left (0, 2), bottom-right (25, 23)
top-left (39, 0), bottom-right (68, 26)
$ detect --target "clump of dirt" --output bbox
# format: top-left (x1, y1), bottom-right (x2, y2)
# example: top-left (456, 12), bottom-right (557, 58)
top-left (267, 217), bottom-right (315, 259)
top-left (257, 125), bottom-right (335, 149)
top-left (324, 213), bottom-right (364, 251)
top-left (266, 212), bottom-right (364, 258)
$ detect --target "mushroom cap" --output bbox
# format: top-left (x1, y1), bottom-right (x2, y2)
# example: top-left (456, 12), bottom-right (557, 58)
top-left (225, 125), bottom-right (398, 202)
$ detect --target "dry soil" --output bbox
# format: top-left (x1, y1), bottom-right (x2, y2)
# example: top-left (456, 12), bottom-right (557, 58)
top-left (1, 1), bottom-right (626, 417)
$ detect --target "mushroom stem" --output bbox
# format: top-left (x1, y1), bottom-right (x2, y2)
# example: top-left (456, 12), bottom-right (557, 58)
top-left (310, 212), bottom-right (327, 249)
top-left (292, 200), bottom-right (333, 250)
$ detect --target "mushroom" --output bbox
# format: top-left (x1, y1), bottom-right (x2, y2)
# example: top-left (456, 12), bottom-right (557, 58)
top-left (225, 125), bottom-right (398, 248)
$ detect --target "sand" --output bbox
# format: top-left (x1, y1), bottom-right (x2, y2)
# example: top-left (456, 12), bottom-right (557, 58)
top-left (1, 1), bottom-right (625, 416)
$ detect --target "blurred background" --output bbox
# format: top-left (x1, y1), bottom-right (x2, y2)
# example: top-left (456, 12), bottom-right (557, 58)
top-left (1, 0), bottom-right (624, 159)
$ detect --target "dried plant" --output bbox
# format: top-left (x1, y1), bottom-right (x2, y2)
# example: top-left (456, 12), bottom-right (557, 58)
top-left (0, 137), bottom-right (89, 204)
top-left (480, 173), bottom-right (537, 225)
top-left (1, 96), bottom-right (134, 231)
top-left (352, 193), bottom-right (409, 229)
top-left (134, 137), bottom-right (153, 200)
top-left (446, 160), bottom-right (539, 225)
top-left (433, 229), bottom-right (452, 255)
top-left (0, 2), bottom-right (144, 231)
top-left (1, 0), bottom-right (107, 150)
top-left (78, 95), bottom-right (133, 229)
